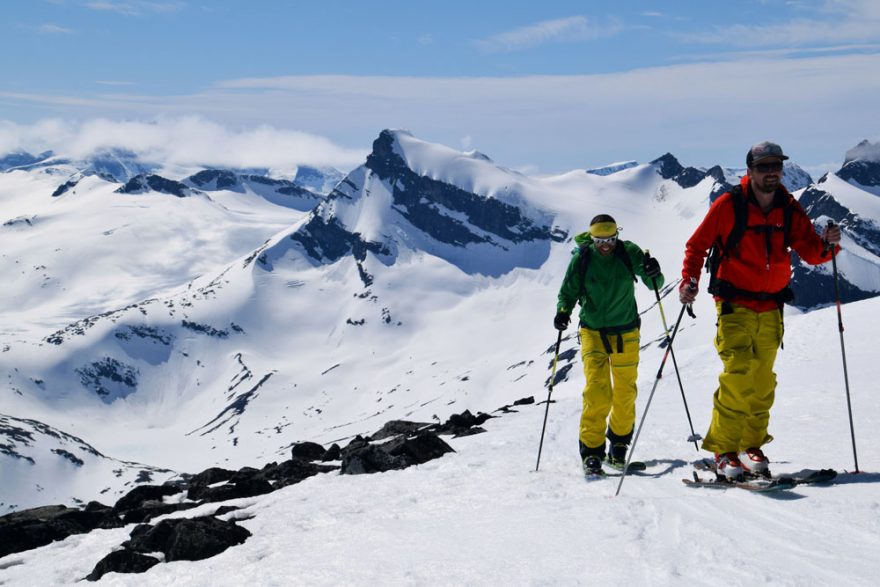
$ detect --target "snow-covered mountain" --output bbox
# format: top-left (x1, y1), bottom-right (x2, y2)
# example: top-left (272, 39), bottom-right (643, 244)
top-left (283, 129), bottom-right (555, 277)
top-left (6, 149), bottom-right (159, 184)
top-left (837, 139), bottom-right (880, 194)
top-left (0, 150), bottom-right (54, 172)
top-left (790, 141), bottom-right (880, 307)
top-left (0, 414), bottom-right (173, 513)
top-left (2, 129), bottom-right (879, 584)
top-left (184, 169), bottom-right (323, 211)
top-left (1, 129), bottom-right (878, 511)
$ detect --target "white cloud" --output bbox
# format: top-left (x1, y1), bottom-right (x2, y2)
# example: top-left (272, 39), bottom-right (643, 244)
top-left (475, 16), bottom-right (622, 53)
top-left (682, 0), bottom-right (880, 46)
top-left (822, 0), bottom-right (880, 20)
top-left (38, 23), bottom-right (74, 34)
top-left (2, 52), bottom-right (878, 172)
top-left (844, 140), bottom-right (880, 163)
top-left (418, 34), bottom-right (434, 45)
top-left (0, 117), bottom-right (367, 171)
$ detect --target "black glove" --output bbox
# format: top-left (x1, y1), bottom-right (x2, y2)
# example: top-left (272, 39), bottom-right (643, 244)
top-left (643, 255), bottom-right (661, 278)
top-left (553, 311), bottom-right (570, 331)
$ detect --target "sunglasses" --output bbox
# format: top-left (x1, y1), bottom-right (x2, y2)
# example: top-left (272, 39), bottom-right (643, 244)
top-left (593, 234), bottom-right (618, 246)
top-left (753, 161), bottom-right (784, 173)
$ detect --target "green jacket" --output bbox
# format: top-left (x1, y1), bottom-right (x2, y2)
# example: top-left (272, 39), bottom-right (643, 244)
top-left (556, 233), bottom-right (665, 331)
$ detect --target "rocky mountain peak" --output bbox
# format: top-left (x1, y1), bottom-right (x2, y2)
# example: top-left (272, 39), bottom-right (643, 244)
top-left (838, 140), bottom-right (880, 187)
top-left (650, 153), bottom-right (684, 180)
top-left (116, 174), bottom-right (201, 198)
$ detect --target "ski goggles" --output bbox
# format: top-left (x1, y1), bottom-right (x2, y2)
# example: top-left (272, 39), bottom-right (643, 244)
top-left (753, 161), bottom-right (784, 173)
top-left (593, 234), bottom-right (618, 246)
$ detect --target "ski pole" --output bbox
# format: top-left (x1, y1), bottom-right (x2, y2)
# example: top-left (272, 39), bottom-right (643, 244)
top-left (644, 254), bottom-right (700, 451)
top-left (827, 220), bottom-right (859, 473)
top-left (535, 329), bottom-right (563, 472)
top-left (615, 299), bottom-right (691, 497)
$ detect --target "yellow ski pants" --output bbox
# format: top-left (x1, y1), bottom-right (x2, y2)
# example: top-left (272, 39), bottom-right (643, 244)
top-left (702, 302), bottom-right (783, 454)
top-left (578, 326), bottom-right (640, 450)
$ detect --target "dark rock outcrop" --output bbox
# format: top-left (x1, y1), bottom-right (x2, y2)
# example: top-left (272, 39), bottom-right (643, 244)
top-left (115, 174), bottom-right (199, 198)
top-left (433, 409), bottom-right (493, 437)
top-left (126, 516), bottom-right (251, 561)
top-left (0, 503), bottom-right (122, 558)
top-left (186, 476), bottom-right (273, 503)
top-left (650, 153), bottom-right (708, 189)
top-left (290, 441), bottom-right (327, 461)
top-left (113, 484), bottom-right (182, 513)
top-left (369, 420), bottom-right (431, 441)
top-left (85, 549), bottom-right (160, 581)
top-left (86, 516), bottom-right (251, 580)
top-left (340, 428), bottom-right (455, 475)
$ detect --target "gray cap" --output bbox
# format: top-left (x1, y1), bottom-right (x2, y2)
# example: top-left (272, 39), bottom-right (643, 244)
top-left (747, 141), bottom-right (789, 167)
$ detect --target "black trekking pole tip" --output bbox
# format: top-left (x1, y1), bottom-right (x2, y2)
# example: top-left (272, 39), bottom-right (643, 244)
top-left (687, 434), bottom-right (703, 442)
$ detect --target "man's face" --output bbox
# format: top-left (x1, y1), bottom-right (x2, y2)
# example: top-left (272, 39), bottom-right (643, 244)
top-left (749, 157), bottom-right (784, 193)
top-left (594, 234), bottom-right (617, 256)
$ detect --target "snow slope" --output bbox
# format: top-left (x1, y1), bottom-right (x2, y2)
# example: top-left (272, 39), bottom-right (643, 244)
top-left (0, 167), bottom-right (306, 336)
top-left (1, 297), bottom-right (877, 585)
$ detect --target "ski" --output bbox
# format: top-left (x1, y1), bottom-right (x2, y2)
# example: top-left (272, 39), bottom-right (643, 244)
top-left (583, 459), bottom-right (647, 480)
top-left (605, 460), bottom-right (647, 476)
top-left (683, 472), bottom-right (797, 493)
top-left (693, 458), bottom-right (838, 485)
top-left (686, 458), bottom-right (838, 492)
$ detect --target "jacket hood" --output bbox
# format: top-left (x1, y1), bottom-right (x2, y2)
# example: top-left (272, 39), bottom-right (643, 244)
top-left (574, 232), bottom-right (593, 247)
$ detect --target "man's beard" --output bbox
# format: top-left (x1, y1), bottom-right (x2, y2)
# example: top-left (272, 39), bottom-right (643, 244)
top-left (758, 175), bottom-right (780, 192)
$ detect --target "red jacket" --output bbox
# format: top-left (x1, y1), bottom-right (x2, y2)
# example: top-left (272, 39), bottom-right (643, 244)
top-left (681, 175), bottom-right (835, 312)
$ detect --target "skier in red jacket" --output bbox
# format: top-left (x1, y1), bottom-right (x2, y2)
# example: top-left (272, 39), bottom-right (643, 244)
top-left (679, 141), bottom-right (841, 480)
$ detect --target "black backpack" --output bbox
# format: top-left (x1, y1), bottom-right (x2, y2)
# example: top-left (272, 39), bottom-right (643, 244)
top-left (705, 184), bottom-right (795, 302)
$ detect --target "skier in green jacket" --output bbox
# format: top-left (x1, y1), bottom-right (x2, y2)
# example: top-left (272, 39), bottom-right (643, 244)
top-left (554, 214), bottom-right (664, 476)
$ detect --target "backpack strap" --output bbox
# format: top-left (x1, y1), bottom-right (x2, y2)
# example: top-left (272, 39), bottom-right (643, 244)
top-left (706, 186), bottom-right (746, 294)
top-left (723, 185), bottom-right (748, 254)
top-left (613, 241), bottom-right (637, 282)
top-left (782, 202), bottom-right (794, 249)
top-left (576, 243), bottom-right (592, 285)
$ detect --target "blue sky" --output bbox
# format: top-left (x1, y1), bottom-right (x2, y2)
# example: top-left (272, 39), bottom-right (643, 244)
top-left (2, 0), bottom-right (880, 175)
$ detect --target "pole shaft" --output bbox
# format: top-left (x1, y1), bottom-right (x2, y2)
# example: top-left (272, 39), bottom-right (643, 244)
top-left (615, 303), bottom-right (689, 496)
top-left (831, 248), bottom-right (859, 473)
top-left (652, 278), bottom-right (700, 451)
top-left (535, 330), bottom-right (563, 472)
